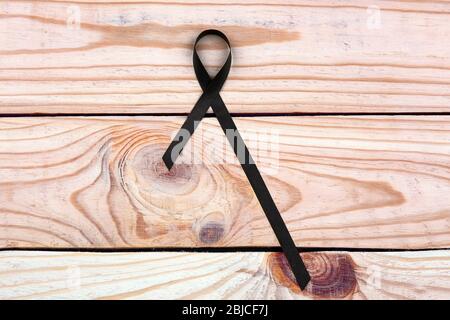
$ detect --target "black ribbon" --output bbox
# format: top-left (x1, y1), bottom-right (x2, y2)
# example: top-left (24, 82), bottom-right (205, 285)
top-left (163, 29), bottom-right (311, 290)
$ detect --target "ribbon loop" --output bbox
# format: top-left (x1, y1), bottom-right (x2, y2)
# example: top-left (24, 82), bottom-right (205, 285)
top-left (162, 29), bottom-right (311, 290)
top-left (193, 29), bottom-right (232, 94)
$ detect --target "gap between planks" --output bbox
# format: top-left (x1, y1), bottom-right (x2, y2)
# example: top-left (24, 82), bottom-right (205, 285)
top-left (2, 112), bottom-right (450, 118)
top-left (2, 246), bottom-right (450, 253)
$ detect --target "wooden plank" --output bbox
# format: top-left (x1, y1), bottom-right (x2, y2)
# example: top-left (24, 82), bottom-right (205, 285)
top-left (1, 1), bottom-right (450, 113)
top-left (0, 250), bottom-right (449, 299)
top-left (0, 116), bottom-right (449, 249)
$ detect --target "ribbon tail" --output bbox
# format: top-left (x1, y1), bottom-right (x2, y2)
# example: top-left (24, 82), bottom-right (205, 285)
top-left (210, 97), bottom-right (311, 290)
top-left (162, 93), bottom-right (212, 170)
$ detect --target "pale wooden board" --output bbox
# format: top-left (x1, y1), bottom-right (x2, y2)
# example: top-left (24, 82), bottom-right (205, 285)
top-left (0, 250), bottom-right (449, 300)
top-left (1, 0), bottom-right (450, 113)
top-left (0, 116), bottom-right (449, 249)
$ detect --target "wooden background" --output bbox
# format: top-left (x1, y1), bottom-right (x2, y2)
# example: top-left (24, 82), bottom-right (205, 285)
top-left (0, 0), bottom-right (449, 300)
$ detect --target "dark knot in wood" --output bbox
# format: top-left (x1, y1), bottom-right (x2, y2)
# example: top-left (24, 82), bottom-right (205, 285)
top-left (268, 252), bottom-right (357, 299)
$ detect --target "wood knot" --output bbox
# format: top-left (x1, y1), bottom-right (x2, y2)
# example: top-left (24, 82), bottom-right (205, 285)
top-left (148, 157), bottom-right (194, 187)
top-left (126, 145), bottom-right (200, 196)
top-left (120, 144), bottom-right (206, 232)
top-left (268, 252), bottom-right (357, 299)
top-left (199, 222), bottom-right (225, 244)
top-left (194, 211), bottom-right (226, 245)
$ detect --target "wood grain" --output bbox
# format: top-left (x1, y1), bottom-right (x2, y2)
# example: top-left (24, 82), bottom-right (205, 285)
top-left (0, 116), bottom-right (449, 249)
top-left (0, 250), bottom-right (449, 300)
top-left (1, 0), bottom-right (450, 113)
